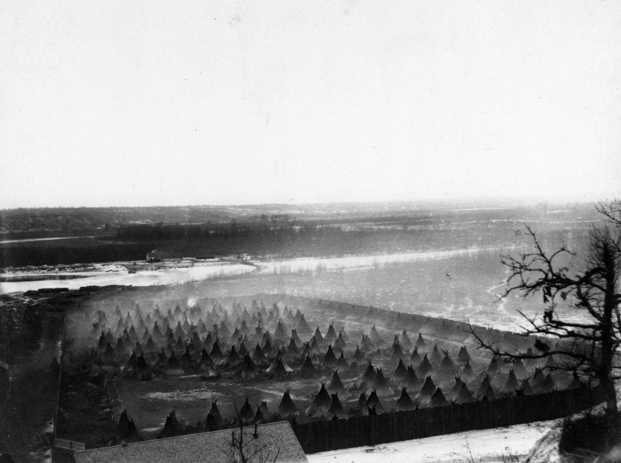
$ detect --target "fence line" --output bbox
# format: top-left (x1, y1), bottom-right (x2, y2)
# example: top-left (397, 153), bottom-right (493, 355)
top-left (292, 385), bottom-right (604, 453)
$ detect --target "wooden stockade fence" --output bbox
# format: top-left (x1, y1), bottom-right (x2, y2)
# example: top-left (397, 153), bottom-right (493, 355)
top-left (292, 385), bottom-right (604, 453)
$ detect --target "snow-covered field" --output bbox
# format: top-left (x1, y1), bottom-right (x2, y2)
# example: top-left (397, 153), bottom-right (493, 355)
top-left (308, 420), bottom-right (557, 463)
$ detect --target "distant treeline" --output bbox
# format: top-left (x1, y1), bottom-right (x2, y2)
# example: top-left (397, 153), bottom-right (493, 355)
top-left (0, 240), bottom-right (153, 268)
top-left (1, 202), bottom-right (595, 239)
top-left (115, 222), bottom-right (516, 260)
top-left (0, 206), bottom-right (251, 238)
top-left (1, 204), bottom-right (594, 268)
top-left (116, 220), bottom-right (303, 241)
top-left (1, 222), bottom-right (581, 268)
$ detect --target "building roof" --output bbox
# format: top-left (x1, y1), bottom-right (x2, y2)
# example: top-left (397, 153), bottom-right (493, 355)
top-left (73, 421), bottom-right (307, 463)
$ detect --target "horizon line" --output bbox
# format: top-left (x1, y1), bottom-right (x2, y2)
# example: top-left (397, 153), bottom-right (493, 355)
top-left (0, 195), bottom-right (613, 213)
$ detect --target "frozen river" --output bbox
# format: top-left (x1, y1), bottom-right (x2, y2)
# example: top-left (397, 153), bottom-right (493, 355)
top-left (2, 244), bottom-right (560, 332)
top-left (0, 246), bottom-right (503, 294)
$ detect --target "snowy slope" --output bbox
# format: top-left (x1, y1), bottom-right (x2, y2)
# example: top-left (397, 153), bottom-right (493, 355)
top-left (308, 420), bottom-right (557, 463)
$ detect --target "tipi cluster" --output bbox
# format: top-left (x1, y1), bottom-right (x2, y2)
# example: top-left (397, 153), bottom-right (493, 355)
top-left (82, 298), bottom-right (583, 431)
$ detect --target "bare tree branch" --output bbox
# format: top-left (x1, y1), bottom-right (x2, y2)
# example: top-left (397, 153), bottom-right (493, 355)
top-left (474, 202), bottom-right (621, 415)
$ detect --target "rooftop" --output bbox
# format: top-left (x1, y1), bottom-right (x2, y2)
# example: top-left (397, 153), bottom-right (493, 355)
top-left (72, 421), bottom-right (307, 463)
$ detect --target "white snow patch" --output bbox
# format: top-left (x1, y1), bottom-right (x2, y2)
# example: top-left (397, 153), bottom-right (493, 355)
top-left (0, 260), bottom-right (255, 293)
top-left (308, 420), bottom-right (557, 463)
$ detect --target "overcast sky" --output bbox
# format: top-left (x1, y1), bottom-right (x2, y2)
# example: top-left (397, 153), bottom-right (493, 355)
top-left (1, 0), bottom-right (620, 208)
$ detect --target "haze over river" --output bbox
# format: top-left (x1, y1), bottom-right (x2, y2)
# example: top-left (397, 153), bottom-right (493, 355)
top-left (0, 244), bottom-right (579, 332)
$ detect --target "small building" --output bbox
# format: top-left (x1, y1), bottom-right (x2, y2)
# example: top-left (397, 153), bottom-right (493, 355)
top-left (145, 249), bottom-right (163, 263)
top-left (71, 421), bottom-right (307, 463)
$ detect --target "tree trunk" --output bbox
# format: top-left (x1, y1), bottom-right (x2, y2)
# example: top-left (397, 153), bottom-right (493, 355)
top-left (600, 245), bottom-right (618, 416)
top-left (599, 315), bottom-right (617, 415)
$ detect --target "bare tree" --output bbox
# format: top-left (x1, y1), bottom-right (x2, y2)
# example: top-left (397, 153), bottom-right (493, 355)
top-left (472, 201), bottom-right (621, 416)
top-left (228, 405), bottom-right (280, 463)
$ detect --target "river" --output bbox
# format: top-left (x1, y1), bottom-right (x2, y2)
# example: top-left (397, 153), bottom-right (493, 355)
top-left (0, 246), bottom-right (505, 294)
